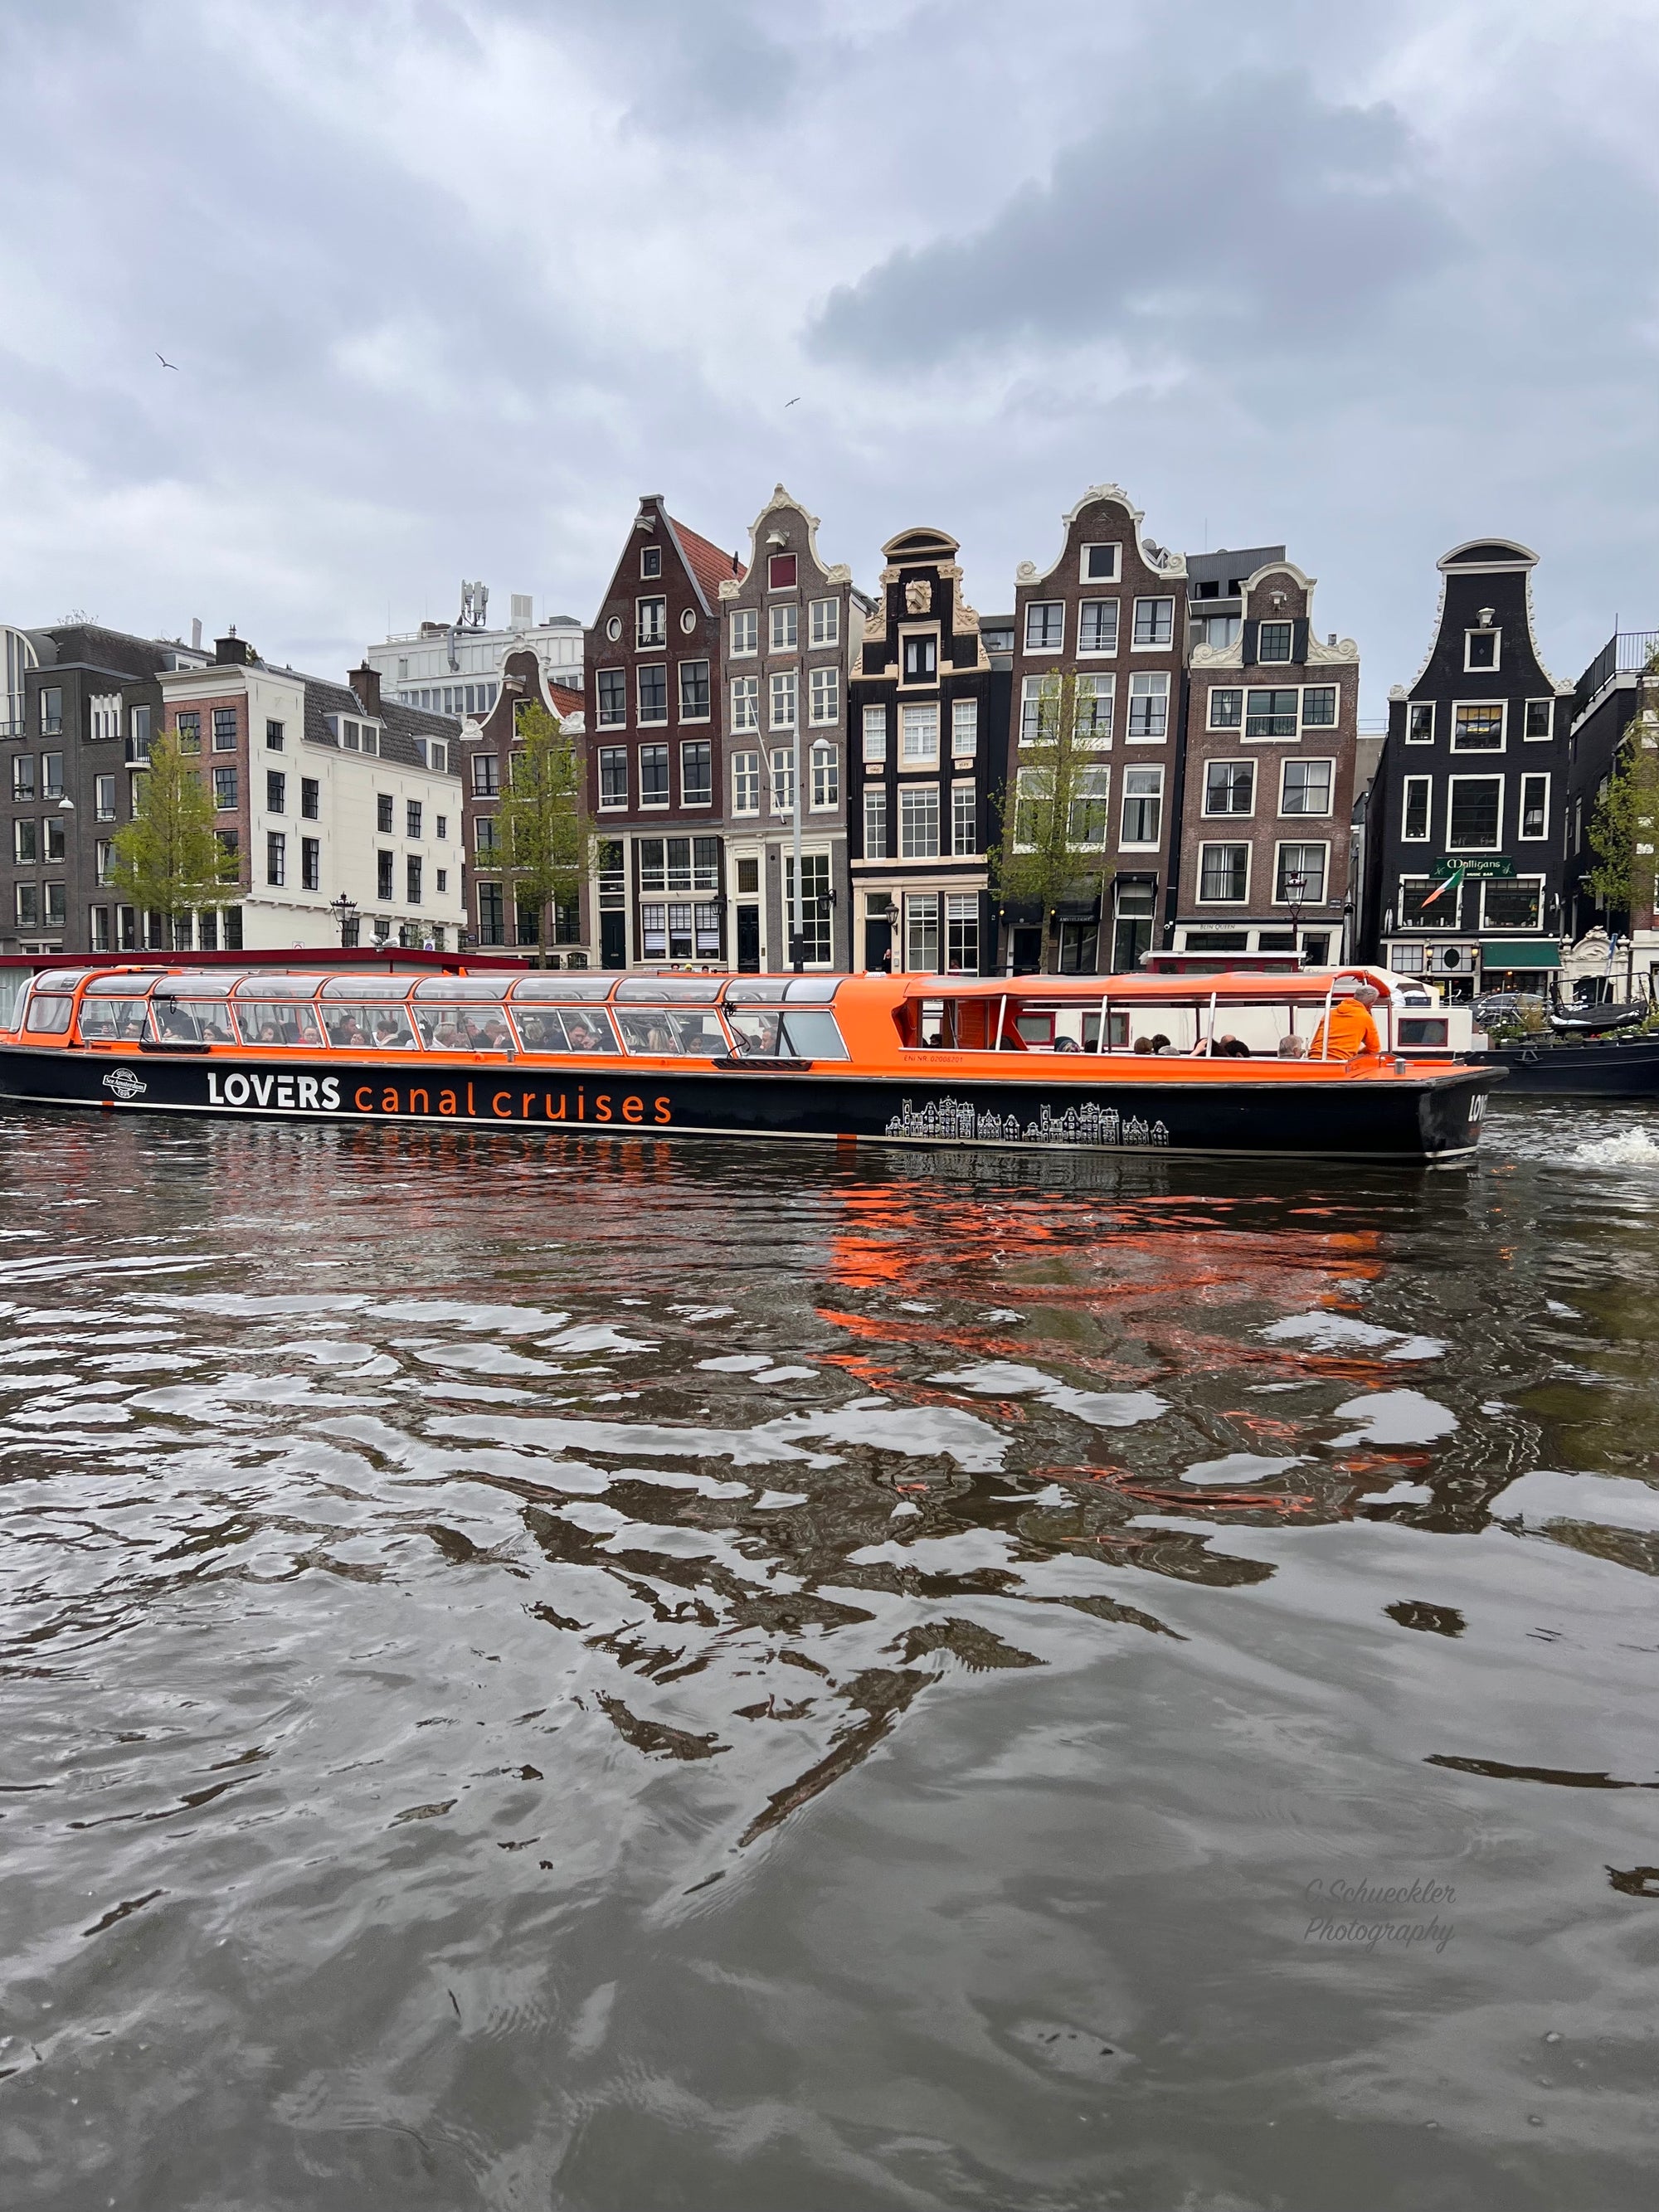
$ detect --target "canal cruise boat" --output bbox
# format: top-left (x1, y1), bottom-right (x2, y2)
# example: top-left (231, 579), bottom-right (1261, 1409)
top-left (0, 962), bottom-right (1502, 1165)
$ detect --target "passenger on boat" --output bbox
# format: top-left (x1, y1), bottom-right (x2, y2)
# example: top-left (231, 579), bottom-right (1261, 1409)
top-left (1278, 1035), bottom-right (1309, 1059)
top-left (1214, 1036), bottom-right (1252, 1058)
top-left (1132, 1036), bottom-right (1153, 1056)
top-left (1309, 984), bottom-right (1382, 1062)
top-left (1151, 1033), bottom-right (1174, 1055)
top-left (1053, 1036), bottom-right (1081, 1053)
top-left (326, 1012), bottom-right (366, 1050)
top-left (563, 1017), bottom-right (604, 1053)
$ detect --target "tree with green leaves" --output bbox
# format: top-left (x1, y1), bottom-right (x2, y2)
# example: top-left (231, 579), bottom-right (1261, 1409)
top-left (109, 728), bottom-right (240, 947)
top-left (989, 670), bottom-right (1115, 971)
top-left (1588, 656), bottom-right (1659, 924)
top-left (492, 700), bottom-right (593, 965)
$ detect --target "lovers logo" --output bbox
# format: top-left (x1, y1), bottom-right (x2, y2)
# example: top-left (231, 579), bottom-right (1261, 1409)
top-left (101, 1067), bottom-right (147, 1101)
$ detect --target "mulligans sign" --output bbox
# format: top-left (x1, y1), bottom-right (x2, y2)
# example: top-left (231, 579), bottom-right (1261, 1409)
top-left (1429, 856), bottom-right (1515, 879)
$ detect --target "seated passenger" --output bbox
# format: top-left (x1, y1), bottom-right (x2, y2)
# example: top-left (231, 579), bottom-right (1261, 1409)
top-left (372, 1014), bottom-right (409, 1048)
top-left (1309, 984), bottom-right (1383, 1062)
top-left (1150, 1033), bottom-right (1174, 1055)
top-left (156, 1003), bottom-right (198, 1043)
top-left (1053, 1035), bottom-right (1082, 1053)
top-left (327, 1012), bottom-right (366, 1050)
top-left (1132, 1035), bottom-right (1154, 1056)
top-left (1278, 1034), bottom-right (1309, 1059)
top-left (1214, 1036), bottom-right (1251, 1058)
top-left (466, 1014), bottom-right (510, 1051)
top-left (562, 1017), bottom-right (602, 1053)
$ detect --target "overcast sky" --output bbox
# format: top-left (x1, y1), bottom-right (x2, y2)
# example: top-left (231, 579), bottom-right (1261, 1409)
top-left (3, 0), bottom-right (1657, 716)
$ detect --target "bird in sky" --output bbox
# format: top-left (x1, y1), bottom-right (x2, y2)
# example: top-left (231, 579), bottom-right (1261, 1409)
top-left (156, 352), bottom-right (178, 370)
top-left (784, 396), bottom-right (800, 408)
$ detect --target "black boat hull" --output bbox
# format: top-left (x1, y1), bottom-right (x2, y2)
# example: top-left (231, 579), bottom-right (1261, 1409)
top-left (1471, 1036), bottom-right (1659, 1097)
top-left (0, 1045), bottom-right (1501, 1164)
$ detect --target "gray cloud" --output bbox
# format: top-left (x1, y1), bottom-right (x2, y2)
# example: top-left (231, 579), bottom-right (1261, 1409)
top-left (811, 70), bottom-right (1458, 369)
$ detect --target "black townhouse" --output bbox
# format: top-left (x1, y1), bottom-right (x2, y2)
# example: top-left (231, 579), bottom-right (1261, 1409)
top-left (1364, 539), bottom-right (1574, 998)
top-left (847, 527), bottom-right (1012, 975)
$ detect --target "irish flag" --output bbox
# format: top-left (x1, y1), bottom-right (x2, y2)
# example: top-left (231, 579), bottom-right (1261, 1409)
top-left (1422, 863), bottom-right (1466, 908)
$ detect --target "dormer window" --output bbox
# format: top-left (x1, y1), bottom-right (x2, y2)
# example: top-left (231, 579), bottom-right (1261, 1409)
top-left (1257, 621), bottom-right (1293, 663)
top-left (768, 553), bottom-right (796, 590)
top-left (1465, 627), bottom-right (1500, 671)
top-left (1081, 543), bottom-right (1121, 582)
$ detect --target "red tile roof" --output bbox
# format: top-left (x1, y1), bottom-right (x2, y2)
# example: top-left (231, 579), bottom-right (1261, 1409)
top-left (547, 680), bottom-right (584, 717)
top-left (668, 515), bottom-right (745, 610)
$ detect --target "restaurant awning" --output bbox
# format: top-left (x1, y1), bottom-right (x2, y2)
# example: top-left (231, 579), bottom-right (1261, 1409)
top-left (1482, 941), bottom-right (1560, 969)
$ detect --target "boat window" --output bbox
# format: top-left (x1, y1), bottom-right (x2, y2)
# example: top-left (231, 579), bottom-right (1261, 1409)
top-left (613, 976), bottom-right (724, 1004)
top-left (34, 971), bottom-right (92, 994)
top-left (776, 1009), bottom-right (847, 1060)
top-left (231, 975), bottom-right (326, 1000)
top-left (1014, 1012), bottom-right (1054, 1046)
top-left (411, 1004), bottom-right (513, 1053)
top-left (78, 997), bottom-right (153, 1043)
top-left (319, 975), bottom-right (419, 1001)
top-left (83, 972), bottom-right (163, 996)
top-left (512, 1007), bottom-right (621, 1054)
top-left (168, 1000), bottom-right (236, 1044)
top-left (23, 994), bottom-right (74, 1034)
top-left (155, 975), bottom-right (245, 999)
top-left (1399, 1018), bottom-right (1448, 1048)
top-left (321, 1004), bottom-right (417, 1051)
top-left (509, 975), bottom-right (615, 1004)
top-left (232, 1001), bottom-right (324, 1048)
top-left (410, 976), bottom-right (513, 1003)
top-left (615, 1008), bottom-right (728, 1057)
top-left (727, 1009), bottom-right (785, 1057)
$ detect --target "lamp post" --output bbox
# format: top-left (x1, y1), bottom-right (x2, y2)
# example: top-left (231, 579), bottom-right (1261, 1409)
top-left (329, 893), bottom-right (359, 949)
top-left (789, 721), bottom-right (805, 973)
top-left (1282, 869), bottom-right (1310, 959)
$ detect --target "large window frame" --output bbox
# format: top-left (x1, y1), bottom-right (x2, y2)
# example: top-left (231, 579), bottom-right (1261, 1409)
top-left (1024, 601), bottom-right (1063, 654)
top-left (1203, 760), bottom-right (1255, 817)
top-left (1451, 700), bottom-right (1506, 752)
top-left (1401, 774), bottom-right (1432, 841)
top-left (1279, 757), bottom-right (1333, 818)
top-left (1197, 841), bottom-right (1250, 903)
top-left (1519, 771), bottom-right (1550, 840)
top-left (1119, 764), bottom-right (1163, 848)
top-left (1078, 599), bottom-right (1120, 656)
top-left (1446, 774), bottom-right (1503, 851)
top-left (899, 785), bottom-right (941, 859)
top-left (1273, 840), bottom-right (1329, 907)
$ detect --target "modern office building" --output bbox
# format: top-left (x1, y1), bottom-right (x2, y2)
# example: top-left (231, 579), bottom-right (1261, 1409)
top-left (362, 593), bottom-right (583, 721)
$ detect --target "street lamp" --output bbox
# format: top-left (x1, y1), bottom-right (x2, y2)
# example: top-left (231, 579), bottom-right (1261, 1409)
top-left (1282, 869), bottom-right (1310, 956)
top-left (329, 893), bottom-right (359, 949)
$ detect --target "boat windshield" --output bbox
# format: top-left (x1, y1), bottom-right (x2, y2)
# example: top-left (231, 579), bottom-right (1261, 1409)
top-left (78, 997), bottom-right (154, 1043)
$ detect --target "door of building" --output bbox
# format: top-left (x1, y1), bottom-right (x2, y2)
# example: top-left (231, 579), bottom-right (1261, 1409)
top-left (737, 905), bottom-right (761, 972)
top-left (1010, 926), bottom-right (1043, 975)
top-left (601, 912), bottom-right (626, 969)
top-left (864, 915), bottom-right (892, 973)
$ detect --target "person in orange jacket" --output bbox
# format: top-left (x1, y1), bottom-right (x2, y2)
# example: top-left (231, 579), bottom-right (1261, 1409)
top-left (1310, 982), bottom-right (1383, 1061)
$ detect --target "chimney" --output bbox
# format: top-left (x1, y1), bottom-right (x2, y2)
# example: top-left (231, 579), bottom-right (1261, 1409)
top-left (214, 629), bottom-right (255, 666)
top-left (350, 663), bottom-right (382, 715)
top-left (191, 618), bottom-right (202, 650)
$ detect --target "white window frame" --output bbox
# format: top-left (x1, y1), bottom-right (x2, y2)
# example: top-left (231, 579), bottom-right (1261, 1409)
top-left (1463, 627), bottom-right (1501, 673)
top-left (900, 703), bottom-right (939, 766)
top-left (809, 741), bottom-right (839, 811)
top-left (729, 608), bottom-right (758, 657)
top-left (1080, 542), bottom-right (1121, 584)
top-left (951, 779), bottom-right (976, 856)
top-left (1479, 873), bottom-right (1545, 931)
top-left (638, 742), bottom-right (671, 809)
top-left (1450, 698), bottom-right (1506, 753)
top-left (1401, 774), bottom-right (1433, 842)
top-left (899, 628), bottom-right (940, 685)
top-left (1299, 684), bottom-right (1338, 731)
top-left (89, 693), bottom-right (121, 742)
top-left (1255, 620), bottom-right (1294, 664)
top-left (636, 596), bottom-right (667, 649)
top-left (1024, 600), bottom-right (1064, 655)
top-left (1207, 687), bottom-right (1243, 732)
top-left (951, 698), bottom-right (978, 758)
top-left (1523, 698), bottom-right (1554, 741)
top-left (808, 597), bottom-right (839, 649)
top-left (1131, 596), bottom-right (1175, 651)
top-left (864, 785), bottom-right (889, 860)
top-left (1406, 702), bottom-right (1434, 745)
top-left (1278, 756), bottom-right (1334, 819)
top-left (899, 784), bottom-right (940, 859)
top-left (1518, 771), bottom-right (1550, 840)
top-left (862, 705), bottom-right (888, 764)
top-left (1078, 599), bottom-right (1120, 657)
top-left (636, 664), bottom-right (669, 726)
top-left (732, 751), bottom-right (761, 815)
top-left (1069, 761), bottom-right (1111, 851)
top-left (770, 747), bottom-right (795, 814)
top-left (809, 665), bottom-right (840, 727)
top-left (677, 658), bottom-right (711, 723)
top-left (769, 603), bottom-right (798, 654)
top-left (1196, 840), bottom-right (1251, 904)
top-left (1077, 673), bottom-right (1114, 746)
top-left (1446, 773), bottom-right (1505, 852)
top-left (731, 675), bottom-right (760, 732)
top-left (1126, 670), bottom-right (1170, 741)
top-left (1203, 759), bottom-right (1255, 817)
top-left (1272, 839), bottom-right (1329, 907)
top-left (1119, 764), bottom-right (1164, 849)
top-left (770, 670), bottom-right (797, 731)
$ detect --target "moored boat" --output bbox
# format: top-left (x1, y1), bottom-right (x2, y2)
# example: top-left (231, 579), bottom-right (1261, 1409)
top-left (0, 962), bottom-right (1502, 1164)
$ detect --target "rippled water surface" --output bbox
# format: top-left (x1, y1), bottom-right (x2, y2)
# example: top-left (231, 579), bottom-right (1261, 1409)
top-left (4, 1099), bottom-right (1659, 2210)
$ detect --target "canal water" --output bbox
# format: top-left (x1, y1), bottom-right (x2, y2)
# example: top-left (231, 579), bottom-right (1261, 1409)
top-left (2, 1101), bottom-right (1657, 2211)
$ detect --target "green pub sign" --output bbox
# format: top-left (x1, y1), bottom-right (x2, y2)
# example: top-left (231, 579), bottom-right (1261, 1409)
top-left (1429, 855), bottom-right (1515, 880)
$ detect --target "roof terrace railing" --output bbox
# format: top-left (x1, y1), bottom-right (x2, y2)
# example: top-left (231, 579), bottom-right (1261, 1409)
top-left (1577, 629), bottom-right (1659, 714)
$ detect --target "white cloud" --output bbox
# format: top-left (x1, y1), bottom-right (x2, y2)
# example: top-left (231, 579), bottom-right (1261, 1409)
top-left (0, 0), bottom-right (1657, 706)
